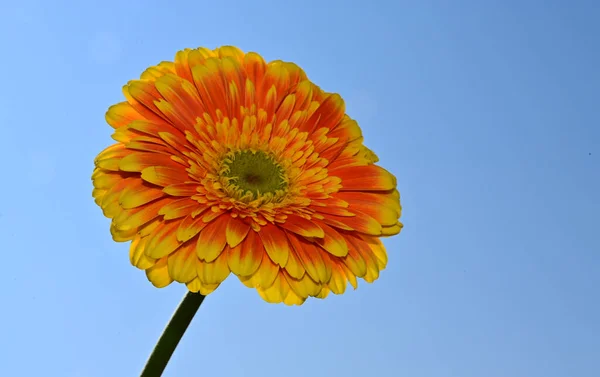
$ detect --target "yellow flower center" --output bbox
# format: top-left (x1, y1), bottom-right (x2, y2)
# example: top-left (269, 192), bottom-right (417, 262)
top-left (219, 150), bottom-right (288, 203)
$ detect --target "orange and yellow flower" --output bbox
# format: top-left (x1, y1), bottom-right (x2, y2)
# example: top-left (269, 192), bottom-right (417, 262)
top-left (92, 46), bottom-right (402, 305)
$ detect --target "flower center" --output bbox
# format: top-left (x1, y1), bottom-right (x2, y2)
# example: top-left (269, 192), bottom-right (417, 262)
top-left (220, 150), bottom-right (288, 202)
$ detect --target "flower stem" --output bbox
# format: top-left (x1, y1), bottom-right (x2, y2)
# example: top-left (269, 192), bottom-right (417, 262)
top-left (140, 291), bottom-right (206, 377)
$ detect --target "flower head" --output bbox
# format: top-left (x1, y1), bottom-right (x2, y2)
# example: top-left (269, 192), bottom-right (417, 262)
top-left (92, 46), bottom-right (402, 305)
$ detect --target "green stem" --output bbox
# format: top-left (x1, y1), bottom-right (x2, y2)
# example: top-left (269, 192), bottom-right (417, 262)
top-left (140, 291), bottom-right (206, 377)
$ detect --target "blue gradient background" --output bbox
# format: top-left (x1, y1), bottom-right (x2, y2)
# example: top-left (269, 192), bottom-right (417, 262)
top-left (1, 1), bottom-right (598, 376)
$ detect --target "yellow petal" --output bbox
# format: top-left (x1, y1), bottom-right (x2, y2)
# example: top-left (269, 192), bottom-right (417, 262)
top-left (341, 239), bottom-right (367, 278)
top-left (186, 278), bottom-right (220, 295)
top-left (283, 289), bottom-right (306, 306)
top-left (282, 233), bottom-right (305, 279)
top-left (315, 222), bottom-right (348, 257)
top-left (227, 231), bottom-right (262, 277)
top-left (129, 236), bottom-right (156, 269)
top-left (257, 223), bottom-right (290, 267)
top-left (279, 214), bottom-right (325, 238)
top-left (145, 221), bottom-right (181, 259)
top-left (119, 181), bottom-right (165, 209)
top-left (288, 235), bottom-right (331, 284)
top-left (146, 257), bottom-right (173, 288)
top-left (197, 249), bottom-right (231, 285)
top-left (196, 214), bottom-right (228, 262)
top-left (382, 222), bottom-right (403, 236)
top-left (167, 243), bottom-right (198, 283)
top-left (327, 261), bottom-right (348, 295)
top-left (105, 101), bottom-right (142, 129)
top-left (315, 287), bottom-right (330, 299)
top-left (257, 273), bottom-right (289, 304)
top-left (158, 198), bottom-right (198, 220)
top-left (284, 272), bottom-right (321, 299)
top-left (177, 214), bottom-right (209, 243)
top-left (111, 223), bottom-right (137, 242)
top-left (225, 217), bottom-right (251, 248)
top-left (251, 253), bottom-right (279, 289)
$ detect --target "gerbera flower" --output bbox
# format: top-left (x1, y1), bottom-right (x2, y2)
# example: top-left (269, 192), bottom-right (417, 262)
top-left (92, 46), bottom-right (402, 305)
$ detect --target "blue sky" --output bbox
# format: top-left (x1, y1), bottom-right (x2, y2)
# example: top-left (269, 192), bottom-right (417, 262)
top-left (1, 0), bottom-right (598, 376)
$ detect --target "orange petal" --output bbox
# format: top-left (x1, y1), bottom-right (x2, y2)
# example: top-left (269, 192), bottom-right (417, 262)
top-left (257, 223), bottom-right (290, 267)
top-left (127, 119), bottom-right (182, 141)
top-left (101, 177), bottom-right (135, 218)
top-left (327, 116), bottom-right (362, 143)
top-left (314, 222), bottom-right (348, 257)
top-left (138, 218), bottom-right (161, 237)
top-left (191, 59), bottom-right (228, 117)
top-left (187, 48), bottom-right (218, 71)
top-left (225, 217), bottom-right (251, 248)
top-left (177, 214), bottom-right (210, 242)
top-left (154, 74), bottom-right (204, 131)
top-left (196, 214), bottom-right (228, 262)
top-left (141, 166), bottom-right (189, 187)
top-left (333, 165), bottom-right (397, 191)
top-left (348, 235), bottom-right (382, 283)
top-left (279, 214), bottom-right (325, 238)
top-left (167, 242), bottom-right (198, 283)
top-left (341, 263), bottom-right (358, 289)
top-left (282, 233), bottom-right (305, 279)
top-left (105, 102), bottom-right (143, 129)
top-left (158, 198), bottom-right (199, 220)
top-left (173, 48), bottom-right (194, 83)
top-left (146, 256), bottom-right (173, 288)
top-left (113, 197), bottom-right (170, 231)
top-left (124, 141), bottom-right (172, 159)
top-left (319, 216), bottom-right (354, 231)
top-left (95, 144), bottom-right (130, 171)
top-left (336, 191), bottom-right (401, 218)
top-left (361, 235), bottom-right (388, 270)
top-left (287, 234), bottom-right (331, 284)
top-left (140, 61), bottom-right (175, 80)
top-left (126, 80), bottom-right (171, 124)
top-left (119, 180), bottom-right (165, 209)
top-left (163, 183), bottom-right (199, 197)
top-left (92, 168), bottom-right (127, 190)
top-left (290, 80), bottom-right (314, 112)
top-left (325, 211), bottom-right (382, 235)
top-left (259, 62), bottom-right (290, 111)
top-left (275, 94), bottom-right (295, 125)
top-left (221, 56), bottom-right (246, 109)
top-left (227, 230), bottom-right (263, 277)
top-left (145, 220), bottom-right (182, 259)
top-left (352, 203), bottom-right (399, 226)
top-left (326, 260), bottom-right (348, 295)
top-left (217, 46), bottom-right (245, 62)
top-left (197, 249), bottom-right (231, 285)
top-left (311, 204), bottom-right (355, 217)
top-left (301, 93), bottom-right (345, 134)
top-left (341, 238), bottom-right (368, 278)
top-left (159, 130), bottom-right (191, 153)
top-left (119, 152), bottom-right (182, 172)
top-left (243, 52), bottom-right (267, 90)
